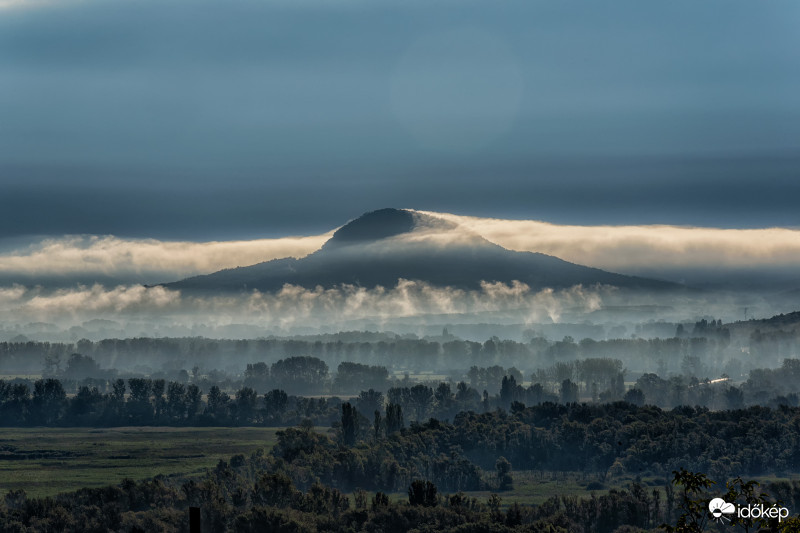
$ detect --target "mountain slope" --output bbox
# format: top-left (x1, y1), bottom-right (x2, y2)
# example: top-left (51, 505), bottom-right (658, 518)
top-left (163, 208), bottom-right (679, 293)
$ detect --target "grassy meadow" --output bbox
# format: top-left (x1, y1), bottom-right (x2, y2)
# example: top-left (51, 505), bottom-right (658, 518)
top-left (0, 426), bottom-right (643, 505)
top-left (3, 425), bottom-right (794, 511)
top-left (0, 427), bottom-right (280, 498)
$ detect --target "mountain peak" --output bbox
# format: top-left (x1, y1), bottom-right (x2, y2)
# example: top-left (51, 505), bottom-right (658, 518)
top-left (329, 208), bottom-right (415, 244)
top-left (164, 208), bottom-right (681, 293)
top-left (325, 208), bottom-right (459, 250)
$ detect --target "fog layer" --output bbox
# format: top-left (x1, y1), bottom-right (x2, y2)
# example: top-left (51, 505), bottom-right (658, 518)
top-left (0, 279), bottom-right (791, 343)
top-left (2, 211), bottom-right (800, 289)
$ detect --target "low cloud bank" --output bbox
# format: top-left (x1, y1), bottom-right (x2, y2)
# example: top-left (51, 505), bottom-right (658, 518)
top-left (2, 279), bottom-right (791, 343)
top-left (0, 233), bottom-right (331, 283)
top-left (2, 212), bottom-right (800, 287)
top-left (0, 281), bottom-right (607, 332)
top-left (422, 211), bottom-right (800, 271)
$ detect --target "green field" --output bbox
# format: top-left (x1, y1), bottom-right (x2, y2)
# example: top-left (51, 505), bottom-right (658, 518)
top-left (380, 471), bottom-right (620, 508)
top-left (0, 427), bottom-right (280, 498)
top-left (5, 427), bottom-right (792, 509)
top-left (0, 426), bottom-right (637, 505)
top-left (460, 471), bottom-right (613, 506)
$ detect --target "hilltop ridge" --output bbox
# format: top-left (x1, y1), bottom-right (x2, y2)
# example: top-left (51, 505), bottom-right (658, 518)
top-left (163, 209), bottom-right (679, 293)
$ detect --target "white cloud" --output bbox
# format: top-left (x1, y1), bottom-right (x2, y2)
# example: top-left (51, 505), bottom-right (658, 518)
top-left (419, 211), bottom-right (800, 271)
top-left (2, 212), bottom-right (800, 286)
top-left (0, 233), bottom-right (332, 282)
top-left (0, 280), bottom-right (607, 328)
top-left (21, 284), bottom-right (178, 315)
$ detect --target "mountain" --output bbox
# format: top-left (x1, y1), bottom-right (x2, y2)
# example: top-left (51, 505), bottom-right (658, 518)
top-left (162, 208), bottom-right (679, 293)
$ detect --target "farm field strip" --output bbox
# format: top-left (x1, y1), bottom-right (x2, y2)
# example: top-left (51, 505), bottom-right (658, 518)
top-left (0, 427), bottom-right (280, 498)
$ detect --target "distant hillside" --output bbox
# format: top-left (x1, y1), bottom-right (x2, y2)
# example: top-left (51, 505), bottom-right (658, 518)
top-left (746, 310), bottom-right (800, 329)
top-left (163, 208), bottom-right (680, 293)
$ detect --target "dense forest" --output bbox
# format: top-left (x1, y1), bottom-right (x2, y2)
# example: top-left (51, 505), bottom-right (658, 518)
top-left (3, 409), bottom-right (800, 531)
top-left (0, 449), bottom-right (670, 532)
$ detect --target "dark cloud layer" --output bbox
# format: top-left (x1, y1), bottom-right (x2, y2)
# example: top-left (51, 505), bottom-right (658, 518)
top-left (2, 154), bottom-right (799, 240)
top-left (1, 0), bottom-right (799, 239)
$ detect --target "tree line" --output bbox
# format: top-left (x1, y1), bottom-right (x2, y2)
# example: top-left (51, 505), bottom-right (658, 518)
top-left (3, 419), bottom-right (800, 531)
top-left (6, 355), bottom-right (800, 428)
top-left (0, 323), bottom-right (761, 379)
top-left (312, 401), bottom-right (800, 491)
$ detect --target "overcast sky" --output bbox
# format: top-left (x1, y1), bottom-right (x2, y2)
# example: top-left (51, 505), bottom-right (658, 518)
top-left (2, 0), bottom-right (799, 241)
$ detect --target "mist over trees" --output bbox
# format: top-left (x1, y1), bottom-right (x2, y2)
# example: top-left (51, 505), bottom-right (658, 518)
top-left (5, 349), bottom-right (800, 431)
top-left (2, 310), bottom-right (800, 531)
top-left (3, 311), bottom-right (798, 384)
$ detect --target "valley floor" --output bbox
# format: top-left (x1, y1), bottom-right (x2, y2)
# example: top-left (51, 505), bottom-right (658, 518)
top-left (0, 427), bottom-right (281, 498)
